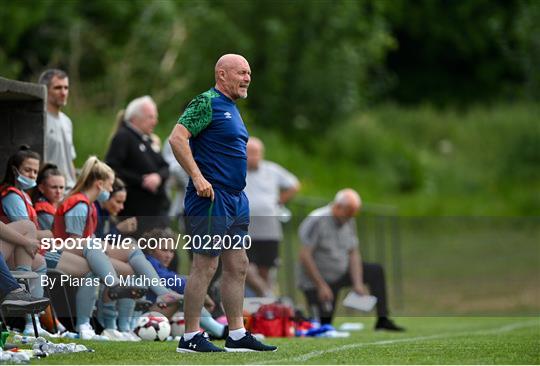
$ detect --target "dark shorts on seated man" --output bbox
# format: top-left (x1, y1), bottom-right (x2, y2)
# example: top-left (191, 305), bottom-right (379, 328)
top-left (246, 240), bottom-right (279, 268)
top-left (184, 187), bottom-right (249, 257)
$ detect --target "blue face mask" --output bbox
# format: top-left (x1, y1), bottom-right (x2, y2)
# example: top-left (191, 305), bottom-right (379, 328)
top-left (96, 190), bottom-right (110, 203)
top-left (16, 173), bottom-right (37, 190)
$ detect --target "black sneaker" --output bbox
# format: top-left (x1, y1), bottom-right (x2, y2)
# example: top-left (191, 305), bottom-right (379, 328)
top-left (1, 289), bottom-right (49, 312)
top-left (375, 317), bottom-right (405, 332)
top-left (225, 332), bottom-right (277, 352)
top-left (176, 333), bottom-right (224, 353)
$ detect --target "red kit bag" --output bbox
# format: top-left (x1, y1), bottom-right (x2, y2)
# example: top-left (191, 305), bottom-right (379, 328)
top-left (249, 303), bottom-right (295, 337)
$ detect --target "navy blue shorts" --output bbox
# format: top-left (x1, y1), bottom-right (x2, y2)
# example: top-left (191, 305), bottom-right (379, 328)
top-left (184, 187), bottom-right (250, 257)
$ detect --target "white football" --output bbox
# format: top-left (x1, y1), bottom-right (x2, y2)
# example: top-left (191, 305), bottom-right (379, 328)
top-left (134, 312), bottom-right (171, 341)
top-left (170, 312), bottom-right (185, 337)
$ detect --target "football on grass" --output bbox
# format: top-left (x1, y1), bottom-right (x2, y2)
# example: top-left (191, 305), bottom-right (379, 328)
top-left (134, 312), bottom-right (171, 341)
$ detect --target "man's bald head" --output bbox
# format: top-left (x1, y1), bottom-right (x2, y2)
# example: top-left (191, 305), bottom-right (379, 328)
top-left (247, 136), bottom-right (264, 150)
top-left (214, 54), bottom-right (251, 100)
top-left (332, 188), bottom-right (362, 222)
top-left (247, 137), bottom-right (264, 170)
top-left (215, 54), bottom-right (248, 76)
top-left (334, 188), bottom-right (362, 208)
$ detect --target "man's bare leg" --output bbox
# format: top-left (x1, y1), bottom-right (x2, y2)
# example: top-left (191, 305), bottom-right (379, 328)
top-left (220, 249), bottom-right (249, 330)
top-left (184, 253), bottom-right (219, 333)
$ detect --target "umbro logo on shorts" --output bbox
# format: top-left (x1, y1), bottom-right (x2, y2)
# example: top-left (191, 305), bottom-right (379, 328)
top-left (224, 112), bottom-right (232, 119)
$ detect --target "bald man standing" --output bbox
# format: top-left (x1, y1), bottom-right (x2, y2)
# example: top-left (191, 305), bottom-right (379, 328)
top-left (298, 189), bottom-right (404, 331)
top-left (245, 136), bottom-right (300, 296)
top-left (169, 54), bottom-right (276, 353)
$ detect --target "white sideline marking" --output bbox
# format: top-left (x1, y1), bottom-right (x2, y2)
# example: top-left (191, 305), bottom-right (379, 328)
top-left (254, 320), bottom-right (539, 364)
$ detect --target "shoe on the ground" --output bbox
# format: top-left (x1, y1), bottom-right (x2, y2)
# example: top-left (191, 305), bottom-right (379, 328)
top-left (176, 333), bottom-right (224, 353)
top-left (55, 320), bottom-right (67, 333)
top-left (23, 324), bottom-right (54, 338)
top-left (1, 289), bottom-right (49, 312)
top-left (78, 323), bottom-right (110, 341)
top-left (59, 331), bottom-right (79, 339)
top-left (121, 330), bottom-right (141, 342)
top-left (224, 332), bottom-right (277, 352)
top-left (101, 328), bottom-right (129, 341)
top-left (375, 317), bottom-right (405, 332)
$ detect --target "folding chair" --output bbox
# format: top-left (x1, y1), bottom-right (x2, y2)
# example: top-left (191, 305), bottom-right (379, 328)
top-left (5, 271), bottom-right (41, 337)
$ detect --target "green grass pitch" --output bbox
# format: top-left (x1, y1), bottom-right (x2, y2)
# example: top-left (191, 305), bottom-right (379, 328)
top-left (22, 317), bottom-right (539, 364)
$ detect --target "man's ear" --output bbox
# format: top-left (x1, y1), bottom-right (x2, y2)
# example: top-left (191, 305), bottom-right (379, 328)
top-left (218, 69), bottom-right (227, 81)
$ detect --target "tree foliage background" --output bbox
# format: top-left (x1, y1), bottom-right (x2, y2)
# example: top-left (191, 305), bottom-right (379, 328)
top-left (1, 0), bottom-right (538, 214)
top-left (1, 0), bottom-right (537, 136)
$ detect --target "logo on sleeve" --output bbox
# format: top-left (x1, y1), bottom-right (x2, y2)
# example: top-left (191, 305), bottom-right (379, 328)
top-left (224, 112), bottom-right (232, 119)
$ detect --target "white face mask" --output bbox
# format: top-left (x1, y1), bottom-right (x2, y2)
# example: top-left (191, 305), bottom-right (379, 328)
top-left (96, 190), bottom-right (110, 203)
top-left (15, 169), bottom-right (36, 190)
